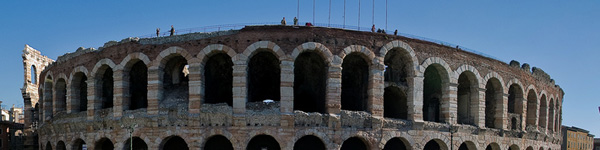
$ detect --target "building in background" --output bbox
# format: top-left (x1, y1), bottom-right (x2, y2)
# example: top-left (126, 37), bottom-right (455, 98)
top-left (593, 138), bottom-right (600, 150)
top-left (562, 126), bottom-right (595, 150)
top-left (0, 101), bottom-right (25, 150)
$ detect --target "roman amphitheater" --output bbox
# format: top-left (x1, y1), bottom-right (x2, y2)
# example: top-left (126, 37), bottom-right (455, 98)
top-left (21, 25), bottom-right (563, 150)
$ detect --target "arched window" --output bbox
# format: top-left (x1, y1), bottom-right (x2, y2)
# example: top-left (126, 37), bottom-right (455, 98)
top-left (160, 55), bottom-right (189, 108)
top-left (294, 135), bottom-right (325, 150)
top-left (526, 89), bottom-right (537, 128)
top-left (294, 51), bottom-right (327, 113)
top-left (539, 94), bottom-right (547, 129)
top-left (341, 137), bottom-right (367, 150)
top-left (129, 61), bottom-right (148, 110)
top-left (457, 72), bottom-right (477, 125)
top-left (204, 53), bottom-right (233, 106)
top-left (204, 135), bottom-right (233, 150)
top-left (43, 76), bottom-right (53, 119)
top-left (123, 137), bottom-right (147, 150)
top-left (31, 65), bottom-right (37, 84)
top-left (71, 72), bottom-right (87, 112)
top-left (423, 66), bottom-right (444, 122)
top-left (548, 99), bottom-right (555, 132)
top-left (55, 78), bottom-right (67, 113)
top-left (424, 139), bottom-right (447, 150)
top-left (248, 51), bottom-right (280, 103)
top-left (161, 136), bottom-right (188, 150)
top-left (95, 65), bottom-right (114, 109)
top-left (72, 139), bottom-right (86, 150)
top-left (56, 141), bottom-right (66, 150)
top-left (247, 134), bottom-right (280, 150)
top-left (383, 137), bottom-right (409, 150)
top-left (95, 138), bottom-right (114, 150)
top-left (485, 78), bottom-right (502, 129)
top-left (341, 53), bottom-right (369, 111)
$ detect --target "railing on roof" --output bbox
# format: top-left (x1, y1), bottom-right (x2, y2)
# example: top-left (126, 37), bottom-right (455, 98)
top-left (139, 22), bottom-right (500, 61)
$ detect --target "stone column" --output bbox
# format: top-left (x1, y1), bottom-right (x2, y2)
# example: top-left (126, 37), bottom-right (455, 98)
top-left (369, 63), bottom-right (384, 118)
top-left (66, 84), bottom-right (73, 114)
top-left (232, 59), bottom-right (247, 127)
top-left (86, 79), bottom-right (96, 120)
top-left (187, 63), bottom-right (202, 114)
top-left (407, 76), bottom-right (424, 122)
top-left (519, 97), bottom-right (527, 131)
top-left (147, 68), bottom-right (161, 115)
top-left (445, 83), bottom-right (458, 124)
top-left (280, 60), bottom-right (294, 127)
top-left (475, 88), bottom-right (486, 128)
top-left (113, 70), bottom-right (125, 118)
top-left (495, 93), bottom-right (508, 130)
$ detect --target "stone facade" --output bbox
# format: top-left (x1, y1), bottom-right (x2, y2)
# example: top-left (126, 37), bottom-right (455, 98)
top-left (27, 26), bottom-right (563, 150)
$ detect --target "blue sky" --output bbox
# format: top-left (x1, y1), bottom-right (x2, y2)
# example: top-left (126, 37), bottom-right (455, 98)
top-left (0, 1), bottom-right (598, 135)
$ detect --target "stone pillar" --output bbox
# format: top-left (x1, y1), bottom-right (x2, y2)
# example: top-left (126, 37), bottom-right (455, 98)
top-left (232, 60), bottom-right (247, 127)
top-left (187, 63), bottom-right (202, 114)
top-left (86, 79), bottom-right (96, 120)
top-left (520, 97), bottom-right (527, 131)
top-left (496, 93), bottom-right (508, 130)
top-left (113, 70), bottom-right (125, 118)
top-left (280, 60), bottom-right (294, 127)
top-left (147, 68), bottom-right (161, 115)
top-left (326, 56), bottom-right (342, 114)
top-left (369, 63), bottom-right (384, 118)
top-left (66, 84), bottom-right (73, 114)
top-left (475, 88), bottom-right (486, 128)
top-left (407, 76), bottom-right (424, 122)
top-left (445, 83), bottom-right (458, 124)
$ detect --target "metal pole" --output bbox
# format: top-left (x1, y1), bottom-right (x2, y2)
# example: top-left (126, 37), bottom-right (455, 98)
top-left (358, 0), bottom-right (361, 30)
top-left (313, 0), bottom-right (315, 24)
top-left (297, 0), bottom-right (300, 19)
top-left (386, 0), bottom-right (388, 31)
top-left (343, 0), bottom-right (346, 28)
top-left (130, 127), bottom-right (133, 150)
top-left (329, 0), bottom-right (331, 26)
top-left (372, 0), bottom-right (374, 26)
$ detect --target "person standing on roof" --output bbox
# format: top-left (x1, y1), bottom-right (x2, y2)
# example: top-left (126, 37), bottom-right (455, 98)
top-left (281, 17), bottom-right (287, 25)
top-left (170, 25), bottom-right (175, 36)
top-left (156, 28), bottom-right (160, 37)
top-left (293, 17), bottom-right (298, 26)
top-left (371, 24), bottom-right (376, 32)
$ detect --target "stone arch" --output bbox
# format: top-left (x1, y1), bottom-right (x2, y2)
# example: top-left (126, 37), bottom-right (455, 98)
top-left (340, 50), bottom-right (372, 112)
top-left (485, 142), bottom-right (501, 150)
top-left (54, 74), bottom-right (68, 114)
top-left (341, 136), bottom-right (370, 150)
top-left (484, 76), bottom-right (504, 129)
top-left (506, 79), bottom-right (525, 114)
top-left (526, 87), bottom-right (538, 129)
top-left (72, 138), bottom-right (86, 150)
top-left (526, 146), bottom-right (534, 150)
top-left (198, 44), bottom-right (236, 106)
top-left (291, 129), bottom-right (334, 150)
top-left (242, 41), bottom-right (287, 62)
top-left (455, 68), bottom-right (480, 126)
top-left (379, 40), bottom-right (419, 77)
top-left (379, 132), bottom-right (415, 150)
top-left (95, 137), bottom-right (114, 150)
top-left (68, 66), bottom-right (89, 113)
top-left (294, 135), bottom-right (326, 150)
top-left (539, 92), bottom-right (548, 129)
top-left (423, 139), bottom-right (448, 150)
top-left (118, 52), bottom-right (151, 111)
top-left (151, 47), bottom-right (193, 109)
top-left (420, 57), bottom-right (452, 123)
top-left (240, 41), bottom-right (285, 104)
top-left (509, 144), bottom-right (520, 150)
top-left (548, 97), bottom-right (555, 132)
top-left (247, 134), bottom-right (281, 150)
top-left (56, 140), bottom-right (66, 150)
top-left (159, 135), bottom-right (189, 150)
top-left (383, 137), bottom-right (411, 150)
top-left (458, 141), bottom-right (477, 150)
top-left (92, 62), bottom-right (115, 110)
top-left (123, 136), bottom-right (147, 150)
top-left (292, 43), bottom-right (330, 113)
top-left (45, 141), bottom-right (52, 150)
top-left (204, 135), bottom-right (233, 150)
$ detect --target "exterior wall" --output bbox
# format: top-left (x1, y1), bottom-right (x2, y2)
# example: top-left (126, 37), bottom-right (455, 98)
top-left (21, 45), bottom-right (53, 150)
top-left (33, 26), bottom-right (563, 150)
top-left (563, 126), bottom-right (594, 150)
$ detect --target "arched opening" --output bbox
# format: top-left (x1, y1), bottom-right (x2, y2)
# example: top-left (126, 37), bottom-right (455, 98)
top-left (160, 55), bottom-right (189, 108)
top-left (294, 135), bottom-right (326, 150)
top-left (204, 135), bottom-right (233, 150)
top-left (55, 78), bottom-right (67, 113)
top-left (384, 86), bottom-right (407, 119)
top-left (160, 136), bottom-right (188, 150)
top-left (384, 48), bottom-right (410, 86)
top-left (248, 51), bottom-right (281, 103)
top-left (340, 137), bottom-right (368, 150)
top-left (71, 72), bottom-right (88, 113)
top-left (204, 53), bottom-right (233, 106)
top-left (294, 51), bottom-right (327, 113)
top-left (72, 139), bottom-right (86, 150)
top-left (95, 138), bottom-right (114, 150)
top-left (509, 145), bottom-right (519, 150)
top-left (539, 94), bottom-right (547, 129)
top-left (43, 76), bottom-right (53, 119)
top-left (341, 53), bottom-right (369, 111)
top-left (526, 89), bottom-right (537, 128)
top-left (424, 139), bottom-right (447, 150)
top-left (383, 137), bottom-right (409, 150)
top-left (548, 99), bottom-right (554, 132)
top-left (457, 72), bottom-right (477, 125)
top-left (511, 117), bottom-right (518, 130)
top-left (247, 134), bottom-right (280, 150)
top-left (526, 146), bottom-right (534, 150)
top-left (57, 141), bottom-right (66, 150)
top-left (129, 61), bottom-right (148, 110)
top-left (123, 137), bottom-right (147, 150)
top-left (485, 78), bottom-right (502, 129)
top-left (31, 65), bottom-right (37, 84)
top-left (423, 66), bottom-right (444, 123)
top-left (458, 141), bottom-right (476, 150)
top-left (485, 143), bottom-right (500, 150)
top-left (508, 84), bottom-right (523, 114)
top-left (539, 147), bottom-right (543, 150)
top-left (95, 65), bottom-right (114, 109)
top-left (45, 141), bottom-right (52, 150)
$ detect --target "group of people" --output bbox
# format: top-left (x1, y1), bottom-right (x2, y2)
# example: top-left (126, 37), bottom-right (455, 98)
top-left (371, 24), bottom-right (399, 35)
top-left (281, 17), bottom-right (300, 26)
top-left (156, 25), bottom-right (176, 37)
